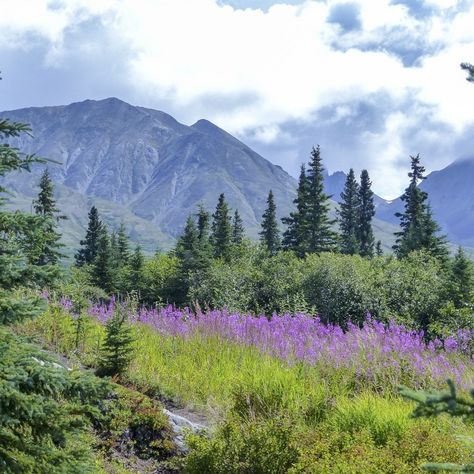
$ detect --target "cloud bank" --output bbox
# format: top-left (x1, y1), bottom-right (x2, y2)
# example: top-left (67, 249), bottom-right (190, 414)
top-left (1, 0), bottom-right (474, 198)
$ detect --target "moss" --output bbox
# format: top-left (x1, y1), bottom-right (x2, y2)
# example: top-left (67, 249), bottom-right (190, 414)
top-left (93, 384), bottom-right (178, 468)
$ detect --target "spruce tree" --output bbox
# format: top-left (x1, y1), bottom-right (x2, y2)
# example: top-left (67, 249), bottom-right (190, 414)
top-left (117, 222), bottom-right (131, 265)
top-left (211, 193), bottom-right (232, 260)
top-left (91, 228), bottom-right (114, 293)
top-left (358, 169), bottom-right (375, 257)
top-left (337, 168), bottom-right (360, 255)
top-left (129, 243), bottom-right (144, 292)
top-left (109, 229), bottom-right (119, 268)
top-left (96, 303), bottom-right (134, 377)
top-left (232, 209), bottom-right (245, 245)
top-left (260, 190), bottom-right (280, 255)
top-left (17, 169), bottom-right (66, 269)
top-left (75, 206), bottom-right (103, 266)
top-left (0, 104), bottom-right (110, 472)
top-left (306, 145), bottom-right (338, 254)
top-left (451, 247), bottom-right (474, 308)
top-left (376, 240), bottom-right (383, 256)
top-left (393, 154), bottom-right (447, 259)
top-left (282, 164), bottom-right (309, 256)
top-left (176, 215), bottom-right (200, 273)
top-left (196, 204), bottom-right (213, 264)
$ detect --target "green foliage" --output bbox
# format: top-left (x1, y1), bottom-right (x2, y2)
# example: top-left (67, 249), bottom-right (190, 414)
top-left (185, 414), bottom-right (298, 474)
top-left (31, 169), bottom-right (66, 266)
top-left (394, 154), bottom-right (448, 260)
top-left (231, 209), bottom-right (245, 245)
top-left (282, 146), bottom-right (338, 256)
top-left (282, 164), bottom-right (310, 256)
top-left (95, 384), bottom-right (176, 461)
top-left (338, 168), bottom-right (361, 255)
top-left (91, 228), bottom-right (114, 293)
top-left (141, 252), bottom-right (180, 305)
top-left (75, 206), bottom-right (103, 267)
top-left (302, 253), bottom-right (381, 326)
top-left (306, 145), bottom-right (339, 254)
top-left (401, 380), bottom-right (474, 472)
top-left (211, 193), bottom-right (232, 261)
top-left (0, 329), bottom-right (110, 474)
top-left (96, 303), bottom-right (134, 378)
top-left (451, 247), bottom-right (474, 308)
top-left (259, 189), bottom-right (281, 255)
top-left (358, 169), bottom-right (376, 257)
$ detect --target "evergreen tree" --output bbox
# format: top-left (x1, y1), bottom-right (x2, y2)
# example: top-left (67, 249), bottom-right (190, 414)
top-left (211, 193), bottom-right (232, 260)
top-left (176, 215), bottom-right (200, 273)
top-left (282, 164), bottom-right (309, 256)
top-left (450, 247), bottom-right (474, 308)
top-left (306, 145), bottom-right (338, 254)
top-left (260, 190), bottom-right (280, 255)
top-left (75, 206), bottom-right (103, 266)
top-left (117, 222), bottom-right (131, 265)
top-left (91, 228), bottom-right (114, 293)
top-left (109, 229), bottom-right (119, 268)
top-left (20, 168), bottom-right (66, 267)
top-left (196, 204), bottom-right (213, 263)
top-left (376, 240), bottom-right (383, 256)
top-left (129, 243), bottom-right (144, 292)
top-left (358, 169), bottom-right (376, 257)
top-left (232, 209), bottom-right (245, 245)
top-left (393, 154), bottom-right (448, 259)
top-left (421, 204), bottom-right (449, 261)
top-left (96, 303), bottom-right (134, 377)
top-left (0, 103), bottom-right (110, 472)
top-left (337, 168), bottom-right (360, 255)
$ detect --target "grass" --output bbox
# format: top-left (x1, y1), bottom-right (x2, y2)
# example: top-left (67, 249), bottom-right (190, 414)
top-left (17, 304), bottom-right (474, 473)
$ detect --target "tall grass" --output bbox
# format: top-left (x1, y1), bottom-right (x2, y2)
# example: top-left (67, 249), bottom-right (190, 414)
top-left (18, 300), bottom-right (473, 472)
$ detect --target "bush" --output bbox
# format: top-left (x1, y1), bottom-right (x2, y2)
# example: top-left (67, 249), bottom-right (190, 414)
top-left (185, 415), bottom-right (299, 474)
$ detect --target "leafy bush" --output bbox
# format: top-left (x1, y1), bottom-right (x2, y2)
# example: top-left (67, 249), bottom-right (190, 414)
top-left (185, 415), bottom-right (299, 474)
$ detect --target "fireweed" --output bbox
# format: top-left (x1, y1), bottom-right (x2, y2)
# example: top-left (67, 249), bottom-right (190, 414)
top-left (83, 299), bottom-right (474, 390)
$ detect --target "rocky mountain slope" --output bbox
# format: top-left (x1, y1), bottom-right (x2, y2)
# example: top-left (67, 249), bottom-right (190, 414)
top-left (1, 98), bottom-right (298, 248)
top-left (376, 157), bottom-right (474, 248)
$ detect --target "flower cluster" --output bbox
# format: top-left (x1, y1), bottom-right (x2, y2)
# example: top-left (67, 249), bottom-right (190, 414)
top-left (86, 302), bottom-right (473, 388)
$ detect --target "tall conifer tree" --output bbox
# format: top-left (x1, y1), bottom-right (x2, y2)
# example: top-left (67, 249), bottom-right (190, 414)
top-left (282, 164), bottom-right (309, 256)
top-left (211, 193), bottom-right (232, 260)
top-left (176, 215), bottom-right (200, 273)
top-left (129, 244), bottom-right (144, 292)
top-left (232, 209), bottom-right (245, 245)
top-left (91, 228), bottom-right (114, 293)
top-left (306, 145), bottom-right (338, 254)
top-left (75, 206), bottom-right (103, 266)
top-left (393, 154), bottom-right (447, 259)
top-left (28, 168), bottom-right (65, 266)
top-left (358, 169), bottom-right (376, 257)
top-left (117, 222), bottom-right (131, 265)
top-left (376, 240), bottom-right (383, 256)
top-left (451, 247), bottom-right (474, 308)
top-left (260, 190), bottom-right (280, 255)
top-left (195, 204), bottom-right (213, 267)
top-left (338, 168), bottom-right (360, 255)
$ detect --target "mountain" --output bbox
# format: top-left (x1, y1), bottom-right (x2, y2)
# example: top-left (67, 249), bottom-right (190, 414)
top-left (0, 98), bottom-right (402, 253)
top-left (0, 98), bottom-right (298, 250)
top-left (376, 157), bottom-right (474, 248)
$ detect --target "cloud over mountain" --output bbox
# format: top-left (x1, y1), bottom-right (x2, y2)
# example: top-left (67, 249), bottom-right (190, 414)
top-left (1, 0), bottom-right (474, 198)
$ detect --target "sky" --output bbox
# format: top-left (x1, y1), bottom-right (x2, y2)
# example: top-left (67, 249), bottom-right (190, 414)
top-left (1, 0), bottom-right (474, 198)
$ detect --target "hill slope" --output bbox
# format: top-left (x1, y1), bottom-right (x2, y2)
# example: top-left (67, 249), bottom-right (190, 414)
top-left (0, 98), bottom-right (297, 245)
top-left (376, 157), bottom-right (474, 248)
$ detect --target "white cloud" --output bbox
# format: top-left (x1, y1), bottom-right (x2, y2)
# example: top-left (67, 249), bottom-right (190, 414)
top-left (1, 0), bottom-right (474, 198)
